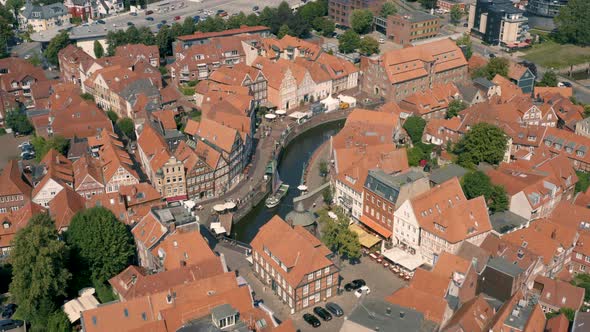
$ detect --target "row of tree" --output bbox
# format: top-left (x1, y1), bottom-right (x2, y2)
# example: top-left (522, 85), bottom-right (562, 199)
top-left (9, 208), bottom-right (136, 331)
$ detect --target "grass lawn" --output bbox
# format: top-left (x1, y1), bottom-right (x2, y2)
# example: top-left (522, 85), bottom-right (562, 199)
top-left (522, 41), bottom-right (590, 69)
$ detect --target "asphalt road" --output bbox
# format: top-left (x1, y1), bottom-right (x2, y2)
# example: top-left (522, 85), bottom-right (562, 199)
top-left (31, 0), bottom-right (306, 42)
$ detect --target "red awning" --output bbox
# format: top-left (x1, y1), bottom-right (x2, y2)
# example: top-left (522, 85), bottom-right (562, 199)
top-left (166, 195), bottom-right (188, 203)
top-left (359, 215), bottom-right (393, 238)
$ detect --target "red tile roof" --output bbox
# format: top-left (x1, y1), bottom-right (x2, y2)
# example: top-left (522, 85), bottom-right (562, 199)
top-left (48, 185), bottom-right (86, 231)
top-left (443, 294), bottom-right (494, 332)
top-left (176, 25), bottom-right (269, 41)
top-left (131, 211), bottom-right (168, 249)
top-left (151, 229), bottom-right (220, 271)
top-left (0, 160), bottom-right (32, 199)
top-left (536, 275), bottom-right (585, 310)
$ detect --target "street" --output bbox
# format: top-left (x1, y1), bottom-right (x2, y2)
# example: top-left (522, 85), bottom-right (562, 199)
top-left (31, 0), bottom-right (307, 42)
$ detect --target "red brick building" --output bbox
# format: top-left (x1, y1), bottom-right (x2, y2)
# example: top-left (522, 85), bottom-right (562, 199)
top-left (383, 12), bottom-right (440, 45)
top-left (0, 160), bottom-right (32, 214)
top-left (360, 39), bottom-right (468, 102)
top-left (329, 0), bottom-right (385, 27)
top-left (250, 215), bottom-right (339, 313)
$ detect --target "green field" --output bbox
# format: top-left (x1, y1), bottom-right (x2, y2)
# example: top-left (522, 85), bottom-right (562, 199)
top-left (522, 41), bottom-right (590, 69)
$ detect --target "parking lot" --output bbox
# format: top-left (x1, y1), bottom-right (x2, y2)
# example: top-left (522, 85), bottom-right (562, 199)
top-left (0, 134), bottom-right (32, 170)
top-left (215, 242), bottom-right (407, 332)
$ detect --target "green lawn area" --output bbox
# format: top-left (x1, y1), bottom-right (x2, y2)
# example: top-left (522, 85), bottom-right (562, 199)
top-left (522, 41), bottom-right (590, 69)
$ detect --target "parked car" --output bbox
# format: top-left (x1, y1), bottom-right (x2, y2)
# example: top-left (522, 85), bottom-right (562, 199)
top-left (253, 299), bottom-right (264, 307)
top-left (344, 279), bottom-right (366, 291)
top-left (1, 304), bottom-right (16, 319)
top-left (127, 21), bottom-right (134, 26)
top-left (463, 23), bottom-right (468, 27)
top-left (146, 10), bottom-right (153, 15)
top-left (18, 141), bottom-right (31, 149)
top-left (161, 20), bottom-right (167, 24)
top-left (252, 5), bottom-right (259, 11)
top-left (488, 53), bottom-right (496, 58)
top-left (130, 11), bottom-right (137, 16)
top-left (558, 81), bottom-right (573, 87)
top-left (146, 16), bottom-right (154, 21)
top-left (0, 319), bottom-right (24, 331)
top-left (174, 15), bottom-right (181, 21)
top-left (326, 302), bottom-right (343, 317)
top-left (97, 19), bottom-right (106, 24)
top-left (21, 152), bottom-right (34, 160)
top-left (303, 314), bottom-right (321, 328)
top-left (193, 15), bottom-right (200, 23)
top-left (157, 23), bottom-right (163, 29)
top-left (313, 307), bottom-right (332, 321)
top-left (354, 285), bottom-right (371, 298)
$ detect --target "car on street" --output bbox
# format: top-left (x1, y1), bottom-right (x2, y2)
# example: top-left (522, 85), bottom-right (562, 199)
top-left (161, 20), bottom-right (167, 24)
top-left (0, 319), bottom-right (24, 331)
top-left (146, 10), bottom-right (153, 15)
top-left (21, 152), bottom-right (34, 160)
top-left (253, 6), bottom-right (259, 11)
top-left (313, 307), bottom-right (332, 321)
top-left (193, 15), bottom-right (200, 23)
top-left (354, 285), bottom-right (371, 298)
top-left (1, 304), bottom-right (16, 319)
top-left (558, 81), bottom-right (573, 87)
top-left (303, 313), bottom-right (321, 328)
top-left (18, 141), bottom-right (31, 149)
top-left (488, 53), bottom-right (496, 58)
top-left (326, 302), bottom-right (343, 317)
top-left (174, 15), bottom-right (181, 21)
top-left (463, 23), bottom-right (468, 27)
top-left (130, 12), bottom-right (137, 16)
top-left (344, 279), bottom-right (366, 291)
top-left (146, 16), bottom-right (154, 21)
top-left (127, 21), bottom-right (134, 26)
top-left (97, 19), bottom-right (106, 24)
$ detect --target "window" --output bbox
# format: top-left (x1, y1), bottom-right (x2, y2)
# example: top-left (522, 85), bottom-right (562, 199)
top-left (315, 270), bottom-right (321, 278)
top-left (327, 275), bottom-right (332, 286)
top-left (581, 265), bottom-right (586, 272)
top-left (585, 256), bottom-right (590, 263)
top-left (303, 297), bottom-right (309, 308)
top-left (576, 253), bottom-right (583, 260)
top-left (326, 288), bottom-right (332, 298)
top-left (315, 280), bottom-right (320, 290)
top-left (303, 284), bottom-right (309, 295)
top-left (308, 273), bottom-right (313, 281)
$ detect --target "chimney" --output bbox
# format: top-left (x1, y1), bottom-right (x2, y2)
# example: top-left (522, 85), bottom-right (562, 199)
top-left (385, 307), bottom-right (392, 316)
top-left (400, 311), bottom-right (405, 319)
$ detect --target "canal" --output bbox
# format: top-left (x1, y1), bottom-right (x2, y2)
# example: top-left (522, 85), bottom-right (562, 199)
top-left (232, 120), bottom-right (345, 243)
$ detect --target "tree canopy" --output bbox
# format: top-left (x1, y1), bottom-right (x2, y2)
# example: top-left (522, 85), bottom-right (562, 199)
top-left (117, 117), bottom-right (136, 140)
top-left (9, 214), bottom-right (71, 328)
top-left (93, 40), bottom-right (104, 59)
top-left (446, 99), bottom-right (467, 118)
top-left (338, 29), bottom-right (361, 53)
top-left (65, 207), bottom-right (135, 284)
top-left (473, 57), bottom-right (509, 80)
top-left (461, 171), bottom-right (508, 213)
top-left (44, 31), bottom-right (72, 66)
top-left (380, 2), bottom-right (397, 17)
top-left (403, 116), bottom-right (427, 144)
top-left (450, 5), bottom-right (463, 24)
top-left (31, 135), bottom-right (69, 162)
top-left (537, 70), bottom-right (558, 87)
top-left (359, 36), bottom-right (379, 55)
top-left (419, 0), bottom-right (437, 9)
top-left (312, 17), bottom-right (335, 37)
top-left (319, 208), bottom-right (361, 262)
top-left (5, 110), bottom-right (33, 135)
top-left (277, 24), bottom-right (292, 38)
top-left (350, 9), bottom-right (374, 34)
top-left (456, 33), bottom-right (473, 60)
top-left (553, 0), bottom-right (590, 46)
top-left (455, 123), bottom-right (508, 168)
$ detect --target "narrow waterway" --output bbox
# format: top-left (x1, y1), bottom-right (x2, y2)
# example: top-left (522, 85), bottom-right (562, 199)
top-left (232, 120), bottom-right (344, 243)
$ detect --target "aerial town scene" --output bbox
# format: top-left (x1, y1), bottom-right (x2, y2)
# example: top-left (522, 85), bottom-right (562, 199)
top-left (1, 0), bottom-right (590, 331)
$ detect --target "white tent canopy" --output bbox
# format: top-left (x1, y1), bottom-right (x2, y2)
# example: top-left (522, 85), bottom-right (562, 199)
top-left (381, 247), bottom-right (424, 271)
top-left (275, 109), bottom-right (286, 115)
top-left (213, 204), bottom-right (226, 212)
top-left (224, 201), bottom-right (236, 210)
top-left (265, 113), bottom-right (277, 120)
top-left (62, 288), bottom-right (99, 323)
top-left (338, 94), bottom-right (357, 108)
top-left (321, 95), bottom-right (340, 112)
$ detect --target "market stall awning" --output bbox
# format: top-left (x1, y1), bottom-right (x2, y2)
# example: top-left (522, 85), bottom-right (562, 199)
top-left (381, 247), bottom-right (424, 271)
top-left (359, 215), bottom-right (392, 238)
top-left (349, 224), bottom-right (381, 248)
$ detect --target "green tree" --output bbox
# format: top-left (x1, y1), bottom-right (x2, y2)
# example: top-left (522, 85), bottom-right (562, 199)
top-left (226, 12), bottom-right (246, 29)
top-left (359, 36), bottom-right (379, 55)
top-left (407, 145), bottom-right (425, 166)
top-left (537, 70), bottom-right (558, 87)
top-left (47, 310), bottom-right (72, 332)
top-left (380, 2), bottom-right (397, 17)
top-left (419, 0), bottom-right (437, 9)
top-left (456, 33), bottom-right (473, 60)
top-left (575, 171), bottom-right (590, 193)
top-left (245, 13), bottom-right (260, 26)
top-left (571, 273), bottom-right (590, 302)
top-left (277, 24), bottom-right (292, 38)
top-left (461, 171), bottom-right (508, 213)
top-left (319, 159), bottom-right (329, 177)
top-left (138, 26), bottom-right (155, 45)
top-left (80, 92), bottom-right (94, 102)
top-left (66, 207), bottom-right (135, 284)
top-left (106, 110), bottom-right (119, 123)
top-left (350, 9), bottom-right (374, 34)
top-left (27, 53), bottom-right (41, 66)
top-left (9, 214), bottom-right (71, 328)
top-left (44, 31), bottom-right (72, 66)
top-left (455, 123), bottom-right (508, 168)
top-left (322, 187), bottom-right (333, 205)
top-left (473, 57), bottom-right (509, 80)
top-left (5, 110), bottom-right (33, 135)
top-left (554, 0), bottom-right (590, 46)
top-left (450, 5), bottom-right (463, 24)
top-left (31, 136), bottom-right (69, 161)
top-left (171, 23), bottom-right (183, 38)
top-left (338, 29), bottom-right (361, 53)
top-left (117, 117), bottom-right (135, 139)
top-left (403, 116), bottom-right (427, 144)
top-left (156, 25), bottom-right (173, 56)
top-left (93, 40), bottom-right (104, 59)
top-left (319, 18), bottom-right (336, 37)
top-left (298, 0), bottom-right (327, 22)
top-left (320, 208), bottom-right (361, 262)
top-left (197, 16), bottom-right (226, 32)
top-left (446, 99), bottom-right (467, 118)
top-left (181, 17), bottom-right (195, 35)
